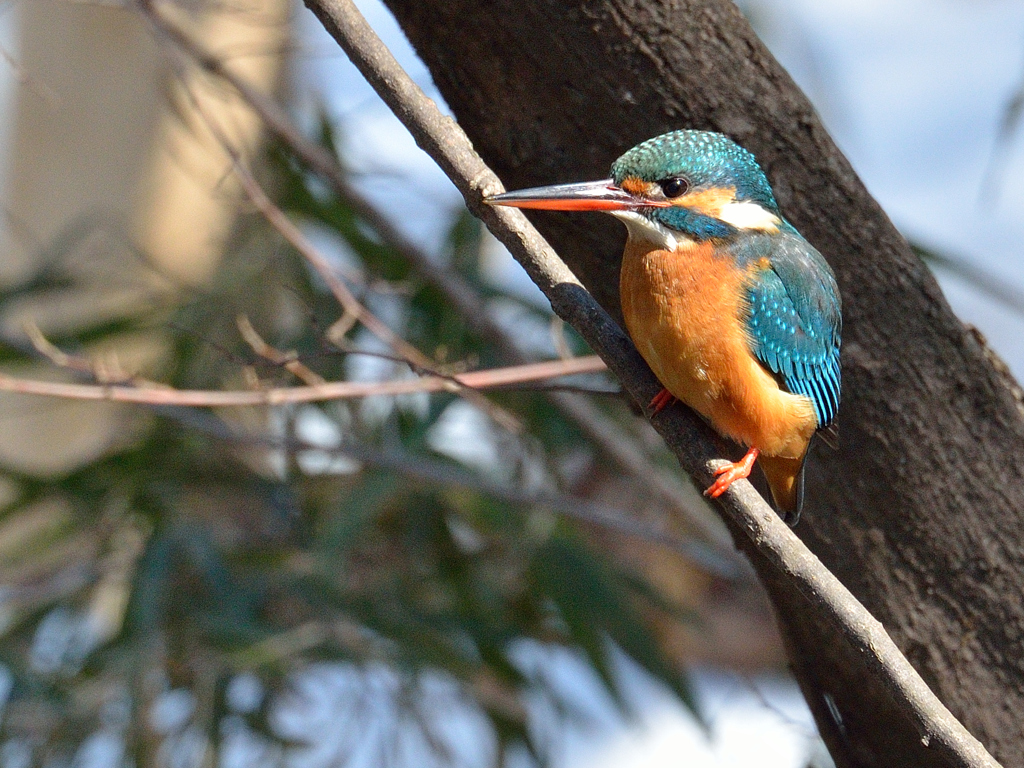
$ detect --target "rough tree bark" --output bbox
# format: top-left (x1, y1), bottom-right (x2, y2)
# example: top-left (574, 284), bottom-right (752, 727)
top-left (375, 2), bottom-right (1024, 766)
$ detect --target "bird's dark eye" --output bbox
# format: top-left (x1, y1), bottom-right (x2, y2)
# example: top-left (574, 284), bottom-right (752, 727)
top-left (658, 177), bottom-right (689, 198)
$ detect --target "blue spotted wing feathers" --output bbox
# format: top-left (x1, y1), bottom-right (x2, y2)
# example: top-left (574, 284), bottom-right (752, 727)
top-left (740, 230), bottom-right (841, 429)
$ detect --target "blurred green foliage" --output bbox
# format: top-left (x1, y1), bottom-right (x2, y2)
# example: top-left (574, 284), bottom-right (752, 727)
top-left (0, 126), bottom-right (696, 767)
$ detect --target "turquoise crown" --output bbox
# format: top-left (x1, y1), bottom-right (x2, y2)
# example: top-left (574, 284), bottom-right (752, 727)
top-left (610, 130), bottom-right (778, 212)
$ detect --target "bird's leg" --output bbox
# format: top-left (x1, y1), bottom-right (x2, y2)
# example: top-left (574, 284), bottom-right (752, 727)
top-left (705, 447), bottom-right (760, 499)
top-left (648, 387), bottom-right (677, 415)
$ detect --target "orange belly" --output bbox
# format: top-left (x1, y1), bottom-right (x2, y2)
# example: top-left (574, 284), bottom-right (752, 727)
top-left (620, 239), bottom-right (816, 460)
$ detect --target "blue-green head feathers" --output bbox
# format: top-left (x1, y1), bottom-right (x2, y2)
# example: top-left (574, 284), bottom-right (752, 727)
top-left (611, 130), bottom-right (778, 211)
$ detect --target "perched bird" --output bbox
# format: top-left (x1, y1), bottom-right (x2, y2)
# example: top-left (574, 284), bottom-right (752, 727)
top-left (486, 130), bottom-right (840, 524)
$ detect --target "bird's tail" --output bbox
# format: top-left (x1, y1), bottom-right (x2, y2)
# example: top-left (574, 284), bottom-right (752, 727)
top-left (758, 453), bottom-right (806, 526)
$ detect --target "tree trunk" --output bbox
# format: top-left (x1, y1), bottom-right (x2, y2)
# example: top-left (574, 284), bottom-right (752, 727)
top-left (379, 1), bottom-right (1024, 765)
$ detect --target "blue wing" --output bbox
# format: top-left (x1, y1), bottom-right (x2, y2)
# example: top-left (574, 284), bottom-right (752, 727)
top-left (740, 230), bottom-right (841, 429)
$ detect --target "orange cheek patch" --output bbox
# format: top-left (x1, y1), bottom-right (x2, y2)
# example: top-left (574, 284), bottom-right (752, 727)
top-left (676, 186), bottom-right (736, 217)
top-left (620, 176), bottom-right (654, 196)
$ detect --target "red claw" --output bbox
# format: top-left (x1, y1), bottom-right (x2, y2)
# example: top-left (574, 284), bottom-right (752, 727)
top-left (649, 388), bottom-right (677, 415)
top-left (705, 447), bottom-right (760, 499)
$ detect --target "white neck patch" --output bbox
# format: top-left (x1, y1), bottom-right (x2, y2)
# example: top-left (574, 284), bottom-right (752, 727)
top-left (717, 200), bottom-right (781, 231)
top-left (610, 210), bottom-right (684, 251)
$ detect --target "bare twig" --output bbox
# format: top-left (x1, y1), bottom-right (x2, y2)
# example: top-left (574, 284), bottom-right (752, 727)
top-left (237, 314), bottom-right (326, 386)
top-left (25, 321), bottom-right (77, 369)
top-left (0, 351), bottom-right (607, 407)
top-left (299, 1), bottom-right (1000, 766)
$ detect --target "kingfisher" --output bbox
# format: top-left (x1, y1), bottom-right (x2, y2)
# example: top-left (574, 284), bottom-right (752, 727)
top-left (486, 130), bottom-right (840, 524)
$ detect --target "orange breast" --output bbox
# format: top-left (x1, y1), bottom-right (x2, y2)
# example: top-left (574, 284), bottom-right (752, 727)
top-left (619, 238), bottom-right (816, 459)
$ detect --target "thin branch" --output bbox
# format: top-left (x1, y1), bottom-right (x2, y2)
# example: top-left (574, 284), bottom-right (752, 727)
top-left (0, 352), bottom-right (607, 407)
top-left (135, 0), bottom-right (730, 550)
top-left (299, 1), bottom-right (1000, 766)
top-left (236, 314), bottom-right (326, 386)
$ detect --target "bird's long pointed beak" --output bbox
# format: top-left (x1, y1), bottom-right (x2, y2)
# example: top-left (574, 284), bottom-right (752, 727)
top-left (485, 179), bottom-right (667, 211)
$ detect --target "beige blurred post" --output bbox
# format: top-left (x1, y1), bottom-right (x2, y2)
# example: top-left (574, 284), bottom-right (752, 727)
top-left (0, 0), bottom-right (291, 475)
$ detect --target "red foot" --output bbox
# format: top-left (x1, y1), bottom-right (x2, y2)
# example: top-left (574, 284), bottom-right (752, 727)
top-left (648, 388), bottom-right (677, 415)
top-left (705, 448), bottom-right (760, 499)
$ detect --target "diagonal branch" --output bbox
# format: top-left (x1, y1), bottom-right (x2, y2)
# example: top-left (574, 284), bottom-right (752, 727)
top-left (134, 0), bottom-right (731, 551)
top-left (299, 1), bottom-right (1000, 766)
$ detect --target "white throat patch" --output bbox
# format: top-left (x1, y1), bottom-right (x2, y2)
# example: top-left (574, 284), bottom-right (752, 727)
top-left (610, 210), bottom-right (684, 251)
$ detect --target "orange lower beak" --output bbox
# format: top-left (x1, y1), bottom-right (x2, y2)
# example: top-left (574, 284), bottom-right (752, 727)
top-left (485, 179), bottom-right (667, 212)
